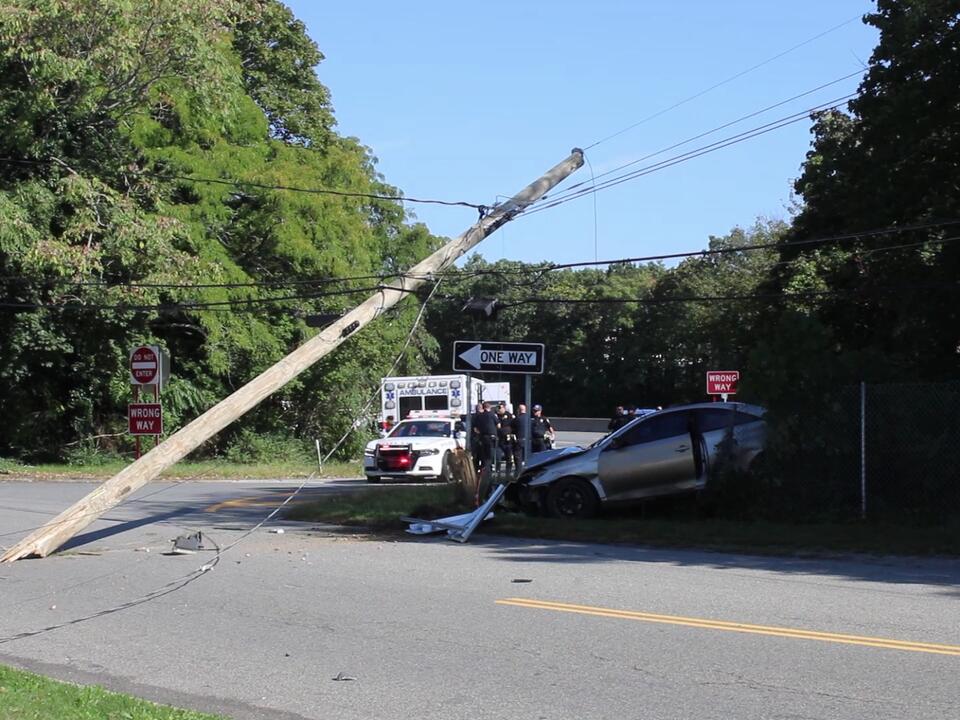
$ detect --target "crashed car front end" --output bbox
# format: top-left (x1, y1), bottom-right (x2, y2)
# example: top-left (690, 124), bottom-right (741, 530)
top-left (509, 446), bottom-right (602, 512)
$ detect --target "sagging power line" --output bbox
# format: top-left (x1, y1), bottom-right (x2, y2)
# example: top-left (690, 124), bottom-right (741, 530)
top-left (4, 220), bottom-right (958, 313)
top-left (523, 95), bottom-right (857, 217)
top-left (488, 280), bottom-right (960, 309)
top-left (583, 14), bottom-right (863, 150)
top-left (0, 157), bottom-right (487, 211)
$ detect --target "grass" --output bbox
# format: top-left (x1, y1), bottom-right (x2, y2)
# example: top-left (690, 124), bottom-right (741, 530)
top-left (0, 664), bottom-right (227, 720)
top-left (285, 484), bottom-right (960, 557)
top-left (286, 483), bottom-right (465, 526)
top-left (0, 458), bottom-right (361, 481)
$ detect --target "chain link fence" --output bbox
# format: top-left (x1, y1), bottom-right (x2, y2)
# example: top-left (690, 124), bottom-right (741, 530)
top-left (863, 381), bottom-right (960, 524)
top-left (757, 381), bottom-right (960, 524)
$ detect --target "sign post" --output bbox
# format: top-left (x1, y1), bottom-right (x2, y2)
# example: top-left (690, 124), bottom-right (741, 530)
top-left (706, 370), bottom-right (740, 402)
top-left (129, 346), bottom-right (169, 457)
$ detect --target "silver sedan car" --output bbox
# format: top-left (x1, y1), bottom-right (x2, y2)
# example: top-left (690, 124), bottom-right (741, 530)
top-left (512, 402), bottom-right (766, 518)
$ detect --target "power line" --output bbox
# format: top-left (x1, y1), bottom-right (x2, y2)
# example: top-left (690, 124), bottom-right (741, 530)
top-left (0, 271), bottom-right (398, 290)
top-left (522, 95), bottom-right (857, 217)
top-left (159, 172), bottom-right (486, 210)
top-left (566, 70), bottom-right (864, 198)
top-left (5, 220), bottom-right (958, 305)
top-left (0, 157), bottom-right (486, 210)
top-left (0, 284), bottom-right (418, 313)
top-left (435, 219), bottom-right (960, 276)
top-left (496, 281), bottom-right (960, 308)
top-left (584, 14), bottom-right (863, 150)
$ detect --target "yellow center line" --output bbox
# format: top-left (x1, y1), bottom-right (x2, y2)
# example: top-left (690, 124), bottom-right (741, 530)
top-left (496, 598), bottom-right (960, 657)
top-left (203, 496), bottom-right (293, 513)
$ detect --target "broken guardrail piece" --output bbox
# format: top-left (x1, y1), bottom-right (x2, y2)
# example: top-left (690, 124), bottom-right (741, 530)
top-left (401, 482), bottom-right (508, 543)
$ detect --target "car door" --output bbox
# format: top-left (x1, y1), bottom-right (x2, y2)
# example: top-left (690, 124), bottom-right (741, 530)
top-left (692, 407), bottom-right (737, 470)
top-left (597, 410), bottom-right (697, 500)
top-left (692, 406), bottom-right (765, 471)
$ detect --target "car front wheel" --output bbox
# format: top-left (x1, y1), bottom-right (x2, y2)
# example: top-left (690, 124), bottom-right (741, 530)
top-left (546, 477), bottom-right (599, 519)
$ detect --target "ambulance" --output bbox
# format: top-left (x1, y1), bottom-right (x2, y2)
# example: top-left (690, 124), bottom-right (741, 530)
top-left (378, 374), bottom-right (511, 425)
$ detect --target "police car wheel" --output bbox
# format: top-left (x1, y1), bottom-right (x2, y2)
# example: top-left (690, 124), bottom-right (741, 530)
top-left (546, 477), bottom-right (599, 519)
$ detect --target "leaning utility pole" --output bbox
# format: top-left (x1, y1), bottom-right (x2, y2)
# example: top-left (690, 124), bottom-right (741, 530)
top-left (1, 149), bottom-right (584, 562)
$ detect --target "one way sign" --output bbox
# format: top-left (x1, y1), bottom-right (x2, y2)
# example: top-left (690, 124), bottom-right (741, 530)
top-left (453, 340), bottom-right (545, 375)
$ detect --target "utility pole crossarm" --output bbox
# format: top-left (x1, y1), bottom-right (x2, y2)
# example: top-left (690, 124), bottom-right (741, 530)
top-left (1, 148), bottom-right (584, 562)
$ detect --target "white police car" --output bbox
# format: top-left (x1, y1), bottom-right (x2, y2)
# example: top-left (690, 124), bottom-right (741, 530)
top-left (363, 413), bottom-right (466, 483)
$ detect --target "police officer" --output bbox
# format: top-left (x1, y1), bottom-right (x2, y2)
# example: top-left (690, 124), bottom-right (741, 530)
top-left (473, 401), bottom-right (499, 472)
top-left (608, 406), bottom-right (628, 431)
top-left (470, 402), bottom-right (484, 470)
top-left (380, 414), bottom-right (396, 437)
top-left (530, 404), bottom-right (554, 452)
top-left (511, 403), bottom-right (528, 468)
top-left (495, 402), bottom-right (515, 476)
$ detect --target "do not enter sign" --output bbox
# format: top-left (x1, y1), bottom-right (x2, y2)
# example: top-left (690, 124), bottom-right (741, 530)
top-left (130, 345), bottom-right (162, 385)
top-left (707, 370), bottom-right (739, 396)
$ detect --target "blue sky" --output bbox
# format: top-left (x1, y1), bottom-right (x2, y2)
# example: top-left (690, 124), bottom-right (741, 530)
top-left (286, 1), bottom-right (879, 267)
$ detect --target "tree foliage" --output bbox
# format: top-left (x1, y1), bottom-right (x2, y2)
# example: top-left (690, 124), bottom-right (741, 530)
top-left (776, 0), bottom-right (960, 380)
top-left (424, 222), bottom-right (780, 416)
top-left (0, 0), bottom-right (439, 461)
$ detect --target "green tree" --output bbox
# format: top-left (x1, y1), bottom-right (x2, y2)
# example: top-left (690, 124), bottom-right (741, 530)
top-left (781, 0), bottom-right (960, 380)
top-left (423, 235), bottom-right (779, 417)
top-left (0, 0), bottom-right (442, 461)
top-left (642, 221), bottom-right (782, 405)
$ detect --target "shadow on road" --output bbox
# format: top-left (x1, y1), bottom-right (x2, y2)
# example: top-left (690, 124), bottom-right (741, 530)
top-left (62, 508), bottom-right (197, 550)
top-left (458, 534), bottom-right (960, 594)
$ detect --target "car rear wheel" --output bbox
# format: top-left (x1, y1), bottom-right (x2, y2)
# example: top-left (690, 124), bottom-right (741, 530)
top-left (546, 477), bottom-right (599, 519)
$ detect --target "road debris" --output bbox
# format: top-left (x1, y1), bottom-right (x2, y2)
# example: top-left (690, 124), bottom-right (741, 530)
top-left (169, 531), bottom-right (205, 555)
top-left (402, 482), bottom-right (508, 543)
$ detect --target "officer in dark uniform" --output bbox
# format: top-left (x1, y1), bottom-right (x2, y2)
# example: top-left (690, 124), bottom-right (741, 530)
top-left (608, 406), bottom-right (629, 432)
top-left (530, 404), bottom-right (554, 452)
top-left (495, 402), bottom-right (515, 476)
top-left (470, 402), bottom-right (484, 470)
top-left (473, 401), bottom-right (499, 472)
top-left (511, 403), bottom-right (528, 468)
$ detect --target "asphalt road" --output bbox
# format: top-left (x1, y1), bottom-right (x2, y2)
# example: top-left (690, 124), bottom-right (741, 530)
top-left (1, 478), bottom-right (959, 720)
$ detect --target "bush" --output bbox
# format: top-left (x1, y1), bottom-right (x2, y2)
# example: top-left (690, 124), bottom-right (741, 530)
top-left (63, 440), bottom-right (125, 466)
top-left (222, 429), bottom-right (313, 464)
top-left (700, 463), bottom-right (770, 520)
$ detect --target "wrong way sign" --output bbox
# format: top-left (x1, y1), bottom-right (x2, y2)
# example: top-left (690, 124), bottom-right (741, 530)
top-left (707, 370), bottom-right (740, 395)
top-left (128, 403), bottom-right (163, 435)
top-left (453, 341), bottom-right (545, 374)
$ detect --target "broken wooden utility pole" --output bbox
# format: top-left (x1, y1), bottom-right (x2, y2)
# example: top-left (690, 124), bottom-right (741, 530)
top-left (1, 149), bottom-right (584, 562)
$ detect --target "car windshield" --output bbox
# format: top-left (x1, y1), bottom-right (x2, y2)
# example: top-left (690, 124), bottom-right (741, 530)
top-left (388, 421), bottom-right (451, 438)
